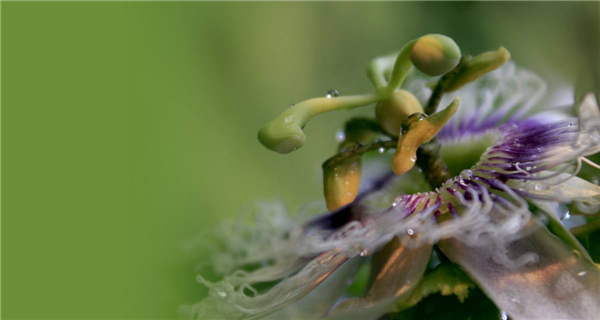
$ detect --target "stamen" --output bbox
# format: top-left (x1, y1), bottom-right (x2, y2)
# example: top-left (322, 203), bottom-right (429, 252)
top-left (581, 156), bottom-right (600, 171)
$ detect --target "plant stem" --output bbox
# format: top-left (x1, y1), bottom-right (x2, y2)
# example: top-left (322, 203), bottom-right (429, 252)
top-left (323, 140), bottom-right (397, 170)
top-left (416, 138), bottom-right (452, 188)
top-left (570, 219), bottom-right (600, 237)
top-left (424, 56), bottom-right (468, 115)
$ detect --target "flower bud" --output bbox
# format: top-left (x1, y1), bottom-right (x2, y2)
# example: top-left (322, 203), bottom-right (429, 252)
top-left (392, 98), bottom-right (460, 175)
top-left (375, 89), bottom-right (424, 136)
top-left (258, 110), bottom-right (305, 154)
top-left (410, 34), bottom-right (461, 77)
top-left (323, 157), bottom-right (362, 211)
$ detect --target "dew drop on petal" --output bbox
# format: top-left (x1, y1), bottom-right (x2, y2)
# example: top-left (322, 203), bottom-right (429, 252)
top-left (460, 169), bottom-right (474, 179)
top-left (578, 271), bottom-right (587, 277)
top-left (284, 115), bottom-right (295, 123)
top-left (335, 130), bottom-right (345, 142)
top-left (359, 249), bottom-right (369, 257)
top-left (392, 195), bottom-right (404, 207)
top-left (326, 89), bottom-right (339, 98)
top-left (218, 291), bottom-right (227, 298)
top-left (378, 147), bottom-right (386, 153)
top-left (407, 229), bottom-right (415, 236)
top-left (500, 310), bottom-right (509, 320)
top-left (562, 211), bottom-right (571, 220)
top-left (410, 156), bottom-right (416, 163)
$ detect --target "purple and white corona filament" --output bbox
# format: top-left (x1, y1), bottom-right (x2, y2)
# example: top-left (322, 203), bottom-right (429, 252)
top-left (183, 55), bottom-right (600, 319)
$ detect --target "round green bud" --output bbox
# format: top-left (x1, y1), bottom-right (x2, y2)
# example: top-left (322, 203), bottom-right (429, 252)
top-left (410, 34), bottom-right (461, 76)
top-left (375, 89), bottom-right (424, 136)
top-left (257, 111), bottom-right (306, 154)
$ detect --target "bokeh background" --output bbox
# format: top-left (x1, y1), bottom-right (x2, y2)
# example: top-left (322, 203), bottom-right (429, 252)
top-left (2, 2), bottom-right (599, 319)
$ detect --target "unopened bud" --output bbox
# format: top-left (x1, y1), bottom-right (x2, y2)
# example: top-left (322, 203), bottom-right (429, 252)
top-left (375, 89), bottom-right (424, 136)
top-left (411, 34), bottom-right (461, 77)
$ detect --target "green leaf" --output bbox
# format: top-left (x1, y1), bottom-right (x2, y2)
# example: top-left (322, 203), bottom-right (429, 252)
top-left (394, 261), bottom-right (476, 312)
top-left (384, 288), bottom-right (499, 320)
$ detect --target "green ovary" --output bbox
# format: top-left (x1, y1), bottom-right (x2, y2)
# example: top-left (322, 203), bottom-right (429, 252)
top-left (440, 132), bottom-right (498, 176)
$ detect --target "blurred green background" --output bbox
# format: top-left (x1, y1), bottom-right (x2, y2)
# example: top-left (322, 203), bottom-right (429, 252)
top-left (2, 2), bottom-right (598, 319)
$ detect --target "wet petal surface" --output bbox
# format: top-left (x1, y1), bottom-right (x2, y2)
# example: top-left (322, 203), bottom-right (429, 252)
top-left (439, 222), bottom-right (600, 320)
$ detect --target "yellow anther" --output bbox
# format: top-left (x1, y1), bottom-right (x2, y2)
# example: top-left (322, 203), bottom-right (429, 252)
top-left (410, 34), bottom-right (461, 77)
top-left (391, 98), bottom-right (460, 175)
top-left (445, 47), bottom-right (511, 92)
top-left (323, 157), bottom-right (362, 211)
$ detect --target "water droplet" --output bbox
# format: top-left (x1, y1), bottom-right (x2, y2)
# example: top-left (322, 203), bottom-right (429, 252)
top-left (359, 249), bottom-right (369, 257)
top-left (500, 310), bottom-right (509, 320)
top-left (218, 291), bottom-right (227, 298)
top-left (407, 229), bottom-right (415, 236)
top-left (562, 211), bottom-right (571, 220)
top-left (461, 169), bottom-right (474, 179)
top-left (525, 166), bottom-right (532, 171)
top-left (326, 89), bottom-right (339, 98)
top-left (284, 115), bottom-right (295, 123)
top-left (335, 130), bottom-right (345, 142)
top-left (378, 147), bottom-right (386, 153)
top-left (578, 271), bottom-right (587, 277)
top-left (409, 156), bottom-right (416, 163)
top-left (534, 184), bottom-right (547, 191)
top-left (392, 195), bottom-right (403, 207)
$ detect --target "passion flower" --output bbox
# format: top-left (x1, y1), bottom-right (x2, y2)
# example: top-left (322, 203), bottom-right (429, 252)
top-left (184, 35), bottom-right (600, 320)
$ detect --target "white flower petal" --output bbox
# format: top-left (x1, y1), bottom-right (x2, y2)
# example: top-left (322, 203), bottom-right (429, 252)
top-left (439, 222), bottom-right (600, 320)
top-left (327, 237), bottom-right (432, 319)
top-left (508, 171), bottom-right (600, 205)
